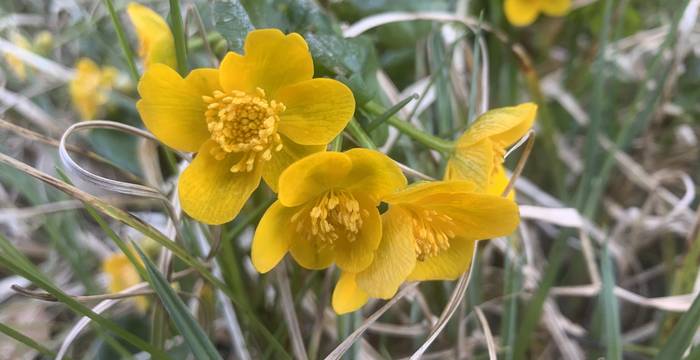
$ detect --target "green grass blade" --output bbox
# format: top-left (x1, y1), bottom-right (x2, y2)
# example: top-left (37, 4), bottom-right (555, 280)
top-left (654, 292), bottom-right (700, 359)
top-left (600, 244), bottom-right (622, 359)
top-left (133, 244), bottom-right (223, 359)
top-left (169, 0), bottom-right (188, 75)
top-left (102, 0), bottom-right (139, 82)
top-left (0, 321), bottom-right (57, 358)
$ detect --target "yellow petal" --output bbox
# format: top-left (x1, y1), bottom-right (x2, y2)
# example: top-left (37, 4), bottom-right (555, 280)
top-left (332, 272), bottom-right (369, 314)
top-left (356, 207), bottom-right (415, 299)
top-left (486, 165), bottom-right (515, 200)
top-left (289, 236), bottom-right (335, 270)
top-left (504, 0), bottom-right (541, 26)
top-left (178, 141), bottom-right (261, 225)
top-left (383, 180), bottom-right (477, 204)
top-left (445, 139), bottom-right (494, 191)
top-left (341, 148), bottom-right (407, 203)
top-left (69, 58), bottom-right (116, 120)
top-left (261, 134), bottom-right (324, 193)
top-left (136, 64), bottom-right (219, 152)
top-left (426, 192), bottom-right (520, 241)
top-left (407, 238), bottom-right (476, 281)
top-left (251, 201), bottom-right (295, 273)
top-left (333, 196), bottom-right (382, 273)
top-left (276, 78), bottom-right (355, 145)
top-left (5, 31), bottom-right (30, 81)
top-left (219, 29), bottom-right (313, 97)
top-left (277, 151), bottom-right (352, 207)
top-left (126, 2), bottom-right (176, 69)
top-left (457, 103), bottom-right (537, 148)
top-left (541, 0), bottom-right (571, 16)
top-left (102, 252), bottom-right (147, 311)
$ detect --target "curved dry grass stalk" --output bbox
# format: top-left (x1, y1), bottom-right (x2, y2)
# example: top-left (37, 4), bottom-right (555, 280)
top-left (59, 120), bottom-right (181, 224)
top-left (275, 264), bottom-right (308, 360)
top-left (324, 283), bottom-right (418, 360)
top-left (474, 306), bottom-right (497, 360)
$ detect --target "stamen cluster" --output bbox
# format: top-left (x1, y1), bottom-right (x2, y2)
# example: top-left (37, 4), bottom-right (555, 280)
top-left (411, 208), bottom-right (456, 261)
top-left (203, 88), bottom-right (285, 172)
top-left (292, 190), bottom-right (368, 248)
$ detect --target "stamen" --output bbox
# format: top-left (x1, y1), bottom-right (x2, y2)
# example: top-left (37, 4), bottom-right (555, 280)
top-left (411, 208), bottom-right (457, 261)
top-left (292, 190), bottom-right (366, 251)
top-left (203, 87), bottom-right (285, 172)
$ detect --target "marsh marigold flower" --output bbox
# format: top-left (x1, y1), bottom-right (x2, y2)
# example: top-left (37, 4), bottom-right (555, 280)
top-left (102, 251), bottom-right (147, 312)
top-left (3, 31), bottom-right (31, 81)
top-left (332, 180), bottom-right (520, 313)
top-left (126, 2), bottom-right (176, 69)
top-left (445, 103), bottom-right (537, 197)
top-left (69, 58), bottom-right (118, 120)
top-left (504, 0), bottom-right (571, 26)
top-left (251, 149), bottom-right (407, 278)
top-left (136, 29), bottom-right (355, 224)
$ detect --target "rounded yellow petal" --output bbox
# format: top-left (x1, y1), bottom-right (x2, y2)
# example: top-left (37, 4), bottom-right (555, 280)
top-left (504, 0), bottom-right (541, 26)
top-left (407, 238), bottom-right (476, 281)
top-left (541, 0), bottom-right (571, 16)
top-left (261, 134), bottom-right (325, 193)
top-left (289, 236), bottom-right (335, 270)
top-left (178, 141), bottom-right (261, 225)
top-left (219, 29), bottom-right (313, 97)
top-left (276, 78), bottom-right (355, 145)
top-left (126, 2), bottom-right (176, 69)
top-left (341, 148), bottom-right (407, 203)
top-left (251, 201), bottom-right (295, 273)
top-left (356, 207), bottom-right (416, 299)
top-left (136, 65), bottom-right (220, 152)
top-left (333, 197), bottom-right (382, 273)
top-left (277, 152), bottom-right (352, 207)
top-left (445, 139), bottom-right (495, 191)
top-left (332, 272), bottom-right (369, 315)
top-left (486, 165), bottom-right (515, 200)
top-left (427, 192), bottom-right (520, 241)
top-left (457, 103), bottom-right (537, 148)
top-left (70, 58), bottom-right (109, 120)
top-left (383, 180), bottom-right (477, 204)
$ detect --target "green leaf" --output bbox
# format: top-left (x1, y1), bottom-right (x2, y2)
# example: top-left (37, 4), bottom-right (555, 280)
top-left (213, 0), bottom-right (254, 52)
top-left (0, 321), bottom-right (57, 358)
top-left (654, 292), bottom-right (700, 359)
top-left (600, 245), bottom-right (622, 360)
top-left (132, 244), bottom-right (223, 360)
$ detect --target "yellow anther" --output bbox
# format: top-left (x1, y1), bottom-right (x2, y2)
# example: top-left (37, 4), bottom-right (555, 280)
top-left (292, 190), bottom-right (366, 250)
top-left (203, 87), bottom-right (285, 172)
top-left (411, 208), bottom-right (457, 261)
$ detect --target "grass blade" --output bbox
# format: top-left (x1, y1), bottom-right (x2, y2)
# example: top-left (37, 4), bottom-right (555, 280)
top-left (0, 322), bottom-right (57, 358)
top-left (600, 244), bottom-right (622, 359)
top-left (654, 292), bottom-right (700, 359)
top-left (133, 244), bottom-right (222, 359)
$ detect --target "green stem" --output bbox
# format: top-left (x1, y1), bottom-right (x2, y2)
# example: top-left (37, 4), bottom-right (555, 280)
top-left (103, 0), bottom-right (139, 82)
top-left (330, 134), bottom-right (343, 151)
top-left (169, 0), bottom-right (188, 75)
top-left (346, 119), bottom-right (377, 150)
top-left (363, 101), bottom-right (453, 153)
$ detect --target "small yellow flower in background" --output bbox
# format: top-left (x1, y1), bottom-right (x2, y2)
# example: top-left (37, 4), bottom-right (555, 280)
top-left (251, 149), bottom-right (406, 278)
top-left (504, 0), bottom-right (571, 26)
top-left (126, 2), bottom-right (176, 69)
top-left (332, 180), bottom-right (520, 314)
top-left (69, 58), bottom-right (118, 120)
top-left (445, 103), bottom-right (537, 197)
top-left (136, 29), bottom-right (355, 224)
top-left (3, 31), bottom-right (31, 81)
top-left (102, 251), bottom-right (148, 312)
top-left (32, 31), bottom-right (53, 55)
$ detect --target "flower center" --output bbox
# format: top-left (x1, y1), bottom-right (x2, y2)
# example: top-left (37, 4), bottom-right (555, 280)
top-left (411, 209), bottom-right (456, 261)
top-left (292, 190), bottom-right (368, 249)
top-left (203, 88), bottom-right (285, 173)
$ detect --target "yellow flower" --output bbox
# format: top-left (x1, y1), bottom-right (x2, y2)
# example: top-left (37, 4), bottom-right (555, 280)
top-left (69, 58), bottom-right (118, 120)
top-left (102, 251), bottom-right (148, 312)
top-left (3, 31), bottom-right (31, 81)
top-left (136, 29), bottom-right (356, 224)
top-left (504, 0), bottom-right (571, 26)
top-left (251, 149), bottom-right (407, 277)
top-left (126, 2), bottom-right (177, 69)
top-left (332, 180), bottom-right (520, 314)
top-left (445, 103), bottom-right (537, 197)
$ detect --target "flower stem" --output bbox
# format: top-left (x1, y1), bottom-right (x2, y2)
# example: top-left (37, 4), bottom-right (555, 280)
top-left (346, 118), bottom-right (377, 150)
top-left (103, 0), bottom-right (139, 82)
top-left (363, 101), bottom-right (453, 153)
top-left (168, 0), bottom-right (188, 76)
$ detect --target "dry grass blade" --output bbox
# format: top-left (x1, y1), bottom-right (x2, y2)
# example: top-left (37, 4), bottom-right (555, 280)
top-left (276, 264), bottom-right (308, 360)
top-left (474, 306), bottom-right (497, 360)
